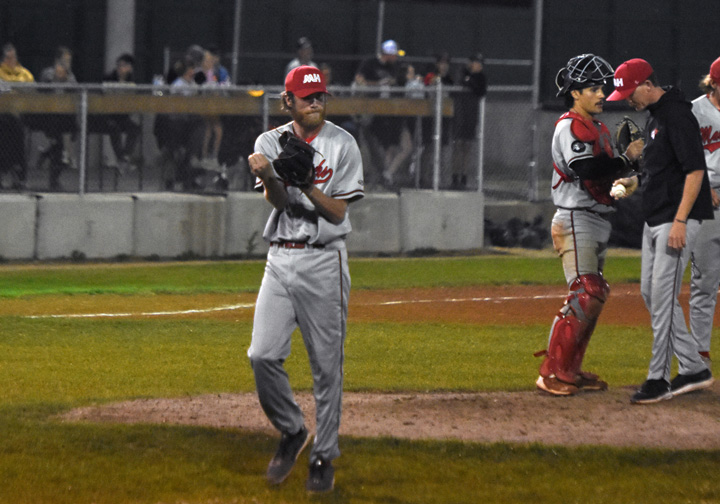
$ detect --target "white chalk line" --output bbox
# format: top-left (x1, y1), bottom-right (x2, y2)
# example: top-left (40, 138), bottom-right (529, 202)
top-left (25, 303), bottom-right (256, 319)
top-left (23, 294), bottom-right (571, 319)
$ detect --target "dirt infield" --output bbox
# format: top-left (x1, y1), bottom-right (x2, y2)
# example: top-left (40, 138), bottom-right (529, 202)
top-left (43, 283), bottom-right (719, 450)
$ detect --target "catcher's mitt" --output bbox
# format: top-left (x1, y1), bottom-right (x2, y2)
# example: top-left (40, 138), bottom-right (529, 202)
top-left (615, 116), bottom-right (643, 156)
top-left (272, 131), bottom-right (316, 189)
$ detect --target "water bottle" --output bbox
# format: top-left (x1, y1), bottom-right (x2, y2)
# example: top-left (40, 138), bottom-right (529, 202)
top-left (152, 75), bottom-right (165, 96)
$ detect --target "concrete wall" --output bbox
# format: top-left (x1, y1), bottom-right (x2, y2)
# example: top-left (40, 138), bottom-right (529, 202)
top-left (0, 194), bottom-right (37, 259)
top-left (35, 194), bottom-right (134, 260)
top-left (0, 190), bottom-right (490, 260)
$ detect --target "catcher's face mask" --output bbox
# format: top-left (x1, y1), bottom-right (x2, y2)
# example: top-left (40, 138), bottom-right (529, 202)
top-left (555, 54), bottom-right (614, 97)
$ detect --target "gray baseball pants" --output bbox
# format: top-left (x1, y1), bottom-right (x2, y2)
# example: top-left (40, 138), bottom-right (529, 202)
top-left (689, 205), bottom-right (720, 354)
top-left (640, 220), bottom-right (708, 381)
top-left (248, 244), bottom-right (350, 462)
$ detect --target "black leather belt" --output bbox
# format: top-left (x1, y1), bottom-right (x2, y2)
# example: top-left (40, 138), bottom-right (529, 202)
top-left (272, 241), bottom-right (324, 249)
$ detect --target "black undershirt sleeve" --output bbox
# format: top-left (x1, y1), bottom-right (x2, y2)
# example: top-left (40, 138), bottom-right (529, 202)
top-left (570, 154), bottom-right (627, 181)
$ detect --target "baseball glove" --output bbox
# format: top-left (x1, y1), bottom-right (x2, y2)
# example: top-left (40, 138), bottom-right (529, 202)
top-left (615, 116), bottom-right (643, 156)
top-left (272, 131), bottom-right (316, 189)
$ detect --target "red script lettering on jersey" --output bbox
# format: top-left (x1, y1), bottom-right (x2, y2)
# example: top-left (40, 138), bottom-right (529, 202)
top-left (315, 159), bottom-right (333, 183)
top-left (700, 126), bottom-right (720, 153)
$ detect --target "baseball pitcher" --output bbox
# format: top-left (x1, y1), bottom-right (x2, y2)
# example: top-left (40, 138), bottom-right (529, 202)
top-left (247, 65), bottom-right (364, 492)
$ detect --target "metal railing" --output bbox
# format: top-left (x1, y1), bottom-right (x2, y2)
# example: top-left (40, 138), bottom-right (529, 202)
top-left (0, 82), bottom-right (534, 198)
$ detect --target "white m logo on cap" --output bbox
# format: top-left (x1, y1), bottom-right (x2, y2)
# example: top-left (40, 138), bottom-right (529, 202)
top-left (614, 78), bottom-right (624, 87)
top-left (303, 73), bottom-right (321, 83)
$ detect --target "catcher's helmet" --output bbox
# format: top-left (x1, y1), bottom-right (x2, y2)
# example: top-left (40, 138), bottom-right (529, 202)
top-left (555, 54), bottom-right (614, 97)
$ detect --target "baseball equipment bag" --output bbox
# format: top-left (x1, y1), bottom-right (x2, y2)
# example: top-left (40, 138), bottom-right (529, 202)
top-left (614, 116), bottom-right (643, 156)
top-left (272, 131), bottom-right (316, 189)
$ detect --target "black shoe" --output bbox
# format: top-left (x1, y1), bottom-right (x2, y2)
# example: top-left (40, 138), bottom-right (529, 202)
top-left (266, 426), bottom-right (309, 485)
top-left (670, 369), bottom-right (714, 397)
top-left (630, 379), bottom-right (672, 405)
top-left (306, 457), bottom-right (334, 493)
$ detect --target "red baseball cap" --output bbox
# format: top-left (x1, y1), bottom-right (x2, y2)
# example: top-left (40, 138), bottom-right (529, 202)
top-left (607, 58), bottom-right (654, 101)
top-left (710, 56), bottom-right (720, 83)
top-left (284, 65), bottom-right (329, 98)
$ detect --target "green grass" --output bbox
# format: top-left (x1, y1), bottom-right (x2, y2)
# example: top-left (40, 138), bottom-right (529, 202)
top-left (0, 318), bottom-right (652, 404)
top-left (0, 253), bottom-right (645, 297)
top-left (0, 253), bottom-right (716, 504)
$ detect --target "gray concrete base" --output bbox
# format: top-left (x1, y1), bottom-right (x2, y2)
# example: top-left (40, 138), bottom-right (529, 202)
top-left (0, 191), bottom-right (555, 260)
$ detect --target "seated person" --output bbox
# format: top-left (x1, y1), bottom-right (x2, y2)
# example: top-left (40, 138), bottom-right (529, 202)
top-left (36, 49), bottom-right (79, 190)
top-left (88, 53), bottom-right (142, 172)
top-left (0, 43), bottom-right (33, 189)
top-left (154, 57), bottom-right (205, 189)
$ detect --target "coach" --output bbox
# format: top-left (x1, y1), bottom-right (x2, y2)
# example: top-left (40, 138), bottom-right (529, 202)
top-left (608, 58), bottom-right (714, 404)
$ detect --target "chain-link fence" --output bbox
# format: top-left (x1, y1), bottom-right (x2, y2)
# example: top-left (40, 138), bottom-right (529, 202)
top-left (0, 82), bottom-right (538, 199)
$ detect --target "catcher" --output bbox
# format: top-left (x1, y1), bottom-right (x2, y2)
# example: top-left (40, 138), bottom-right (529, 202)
top-left (247, 65), bottom-right (364, 493)
top-left (535, 54), bottom-right (644, 396)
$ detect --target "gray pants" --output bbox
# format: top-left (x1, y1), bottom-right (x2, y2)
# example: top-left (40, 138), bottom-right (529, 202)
top-left (641, 220), bottom-right (707, 381)
top-left (551, 208), bottom-right (611, 285)
top-left (690, 205), bottom-right (720, 354)
top-left (247, 244), bottom-right (350, 462)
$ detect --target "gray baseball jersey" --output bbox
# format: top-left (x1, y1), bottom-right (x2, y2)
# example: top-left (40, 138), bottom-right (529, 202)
top-left (551, 114), bottom-right (615, 214)
top-left (254, 120), bottom-right (364, 245)
top-left (550, 113), bottom-right (614, 284)
top-left (248, 119), bottom-right (364, 463)
top-left (690, 94), bottom-right (720, 357)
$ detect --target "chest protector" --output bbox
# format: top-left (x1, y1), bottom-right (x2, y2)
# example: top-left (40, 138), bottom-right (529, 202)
top-left (554, 111), bottom-right (616, 205)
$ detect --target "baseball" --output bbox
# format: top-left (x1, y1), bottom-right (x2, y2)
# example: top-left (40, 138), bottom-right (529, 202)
top-left (610, 184), bottom-right (627, 199)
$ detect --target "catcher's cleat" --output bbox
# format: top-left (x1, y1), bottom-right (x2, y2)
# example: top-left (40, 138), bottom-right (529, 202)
top-left (536, 375), bottom-right (579, 396)
top-left (266, 425), bottom-right (310, 485)
top-left (576, 371), bottom-right (608, 391)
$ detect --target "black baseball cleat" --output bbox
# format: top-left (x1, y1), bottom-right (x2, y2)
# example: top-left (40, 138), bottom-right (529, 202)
top-left (670, 369), bottom-right (714, 397)
top-left (266, 425), bottom-right (309, 485)
top-left (306, 457), bottom-right (335, 493)
top-left (630, 379), bottom-right (672, 405)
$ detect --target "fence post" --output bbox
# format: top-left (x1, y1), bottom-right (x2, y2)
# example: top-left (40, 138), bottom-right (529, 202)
top-left (432, 82), bottom-right (442, 191)
top-left (261, 91), bottom-right (270, 132)
top-left (476, 96), bottom-right (486, 194)
top-left (78, 89), bottom-right (88, 195)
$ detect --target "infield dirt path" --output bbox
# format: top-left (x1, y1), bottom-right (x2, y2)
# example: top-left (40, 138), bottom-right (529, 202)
top-left (37, 282), bottom-right (719, 450)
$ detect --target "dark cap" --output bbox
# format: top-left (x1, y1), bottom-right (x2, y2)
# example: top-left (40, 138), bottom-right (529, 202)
top-left (469, 53), bottom-right (484, 63)
top-left (297, 37), bottom-right (312, 49)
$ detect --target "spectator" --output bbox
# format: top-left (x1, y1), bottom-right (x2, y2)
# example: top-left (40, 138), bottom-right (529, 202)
top-left (354, 40), bottom-right (411, 188)
top-left (166, 56), bottom-right (205, 188)
top-left (37, 46), bottom-right (79, 189)
top-left (354, 39), bottom-right (401, 89)
top-left (0, 43), bottom-right (34, 82)
top-left (95, 53), bottom-right (142, 173)
top-left (284, 37), bottom-right (317, 77)
top-left (423, 52), bottom-right (454, 86)
top-left (320, 62), bottom-right (332, 86)
top-left (403, 64), bottom-right (425, 99)
top-left (420, 52), bottom-right (455, 188)
top-left (205, 46), bottom-right (230, 84)
top-left (166, 44), bottom-right (206, 85)
top-left (0, 43), bottom-right (34, 189)
top-left (39, 46), bottom-right (76, 83)
top-left (450, 53), bottom-right (488, 189)
top-left (198, 48), bottom-right (227, 171)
